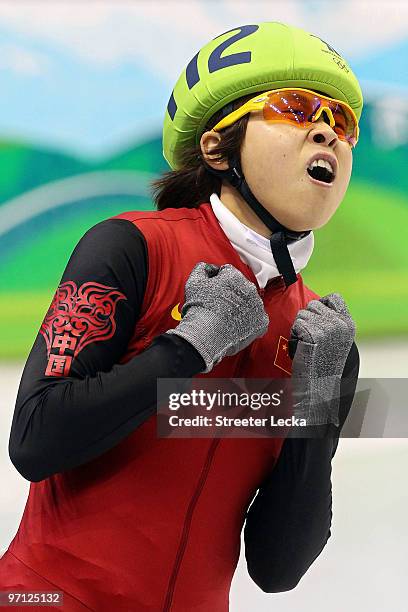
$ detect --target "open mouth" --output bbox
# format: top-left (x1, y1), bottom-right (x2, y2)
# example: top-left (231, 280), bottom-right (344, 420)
top-left (306, 165), bottom-right (335, 184)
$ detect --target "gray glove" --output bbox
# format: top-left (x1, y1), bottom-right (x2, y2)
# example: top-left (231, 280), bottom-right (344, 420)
top-left (166, 262), bottom-right (269, 373)
top-left (289, 293), bottom-right (356, 427)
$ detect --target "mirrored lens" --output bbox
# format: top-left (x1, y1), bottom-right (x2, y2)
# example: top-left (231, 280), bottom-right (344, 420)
top-left (264, 91), bottom-right (320, 124)
top-left (263, 90), bottom-right (356, 145)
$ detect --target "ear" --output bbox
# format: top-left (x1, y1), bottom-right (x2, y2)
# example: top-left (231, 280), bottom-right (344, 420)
top-left (200, 131), bottom-right (229, 171)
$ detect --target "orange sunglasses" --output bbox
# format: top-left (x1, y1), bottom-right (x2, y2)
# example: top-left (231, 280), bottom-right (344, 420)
top-left (212, 88), bottom-right (360, 148)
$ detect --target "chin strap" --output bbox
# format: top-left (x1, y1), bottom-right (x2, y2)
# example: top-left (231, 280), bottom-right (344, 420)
top-left (204, 152), bottom-right (311, 288)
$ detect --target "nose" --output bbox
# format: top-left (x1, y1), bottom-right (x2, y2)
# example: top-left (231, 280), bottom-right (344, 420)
top-left (307, 113), bottom-right (339, 147)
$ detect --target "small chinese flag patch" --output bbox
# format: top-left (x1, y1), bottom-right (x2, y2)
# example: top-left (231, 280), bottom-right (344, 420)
top-left (274, 335), bottom-right (292, 375)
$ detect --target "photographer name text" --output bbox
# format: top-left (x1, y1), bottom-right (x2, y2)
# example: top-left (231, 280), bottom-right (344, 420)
top-left (167, 415), bottom-right (307, 427)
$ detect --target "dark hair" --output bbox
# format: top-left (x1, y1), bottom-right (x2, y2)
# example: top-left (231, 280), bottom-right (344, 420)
top-left (151, 93), bottom-right (255, 210)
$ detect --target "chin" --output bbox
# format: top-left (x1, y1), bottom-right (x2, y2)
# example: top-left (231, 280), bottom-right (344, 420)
top-left (288, 209), bottom-right (334, 231)
top-left (283, 219), bottom-right (318, 232)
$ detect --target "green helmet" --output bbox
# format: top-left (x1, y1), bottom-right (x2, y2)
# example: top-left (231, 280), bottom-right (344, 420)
top-left (163, 21), bottom-right (363, 170)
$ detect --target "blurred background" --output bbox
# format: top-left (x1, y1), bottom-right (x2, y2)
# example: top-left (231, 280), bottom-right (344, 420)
top-left (0, 1), bottom-right (407, 610)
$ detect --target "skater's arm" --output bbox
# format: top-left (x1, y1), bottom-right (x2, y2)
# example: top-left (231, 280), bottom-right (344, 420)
top-left (8, 219), bottom-right (204, 483)
top-left (244, 342), bottom-right (359, 592)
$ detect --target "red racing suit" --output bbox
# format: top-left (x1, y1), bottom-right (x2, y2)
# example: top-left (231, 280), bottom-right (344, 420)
top-left (1, 203), bottom-right (355, 611)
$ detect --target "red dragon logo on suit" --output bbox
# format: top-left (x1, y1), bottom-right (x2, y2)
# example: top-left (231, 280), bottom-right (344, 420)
top-left (40, 281), bottom-right (126, 376)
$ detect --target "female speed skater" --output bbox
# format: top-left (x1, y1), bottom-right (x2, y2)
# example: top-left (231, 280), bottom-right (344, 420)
top-left (0, 21), bottom-right (362, 611)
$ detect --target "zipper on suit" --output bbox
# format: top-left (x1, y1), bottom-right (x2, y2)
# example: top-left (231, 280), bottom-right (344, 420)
top-left (162, 438), bottom-right (220, 611)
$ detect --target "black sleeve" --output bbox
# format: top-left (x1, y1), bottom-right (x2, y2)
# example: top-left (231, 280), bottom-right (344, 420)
top-left (8, 218), bottom-right (205, 483)
top-left (243, 342), bottom-right (360, 593)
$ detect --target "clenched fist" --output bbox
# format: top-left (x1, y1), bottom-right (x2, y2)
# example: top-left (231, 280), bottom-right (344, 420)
top-left (288, 293), bottom-right (356, 427)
